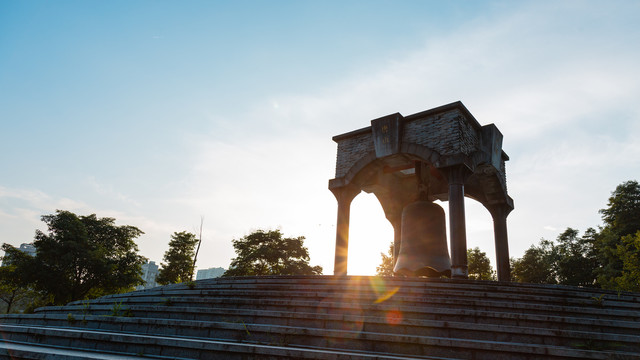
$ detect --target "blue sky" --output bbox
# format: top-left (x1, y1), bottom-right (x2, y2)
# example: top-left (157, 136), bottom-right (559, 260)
top-left (1, 1), bottom-right (639, 275)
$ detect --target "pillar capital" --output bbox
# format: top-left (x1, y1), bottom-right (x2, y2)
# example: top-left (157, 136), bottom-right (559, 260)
top-left (443, 164), bottom-right (472, 185)
top-left (486, 202), bottom-right (513, 219)
top-left (330, 183), bottom-right (361, 205)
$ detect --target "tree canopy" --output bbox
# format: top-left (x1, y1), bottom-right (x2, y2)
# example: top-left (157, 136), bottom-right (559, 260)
top-left (156, 231), bottom-right (199, 285)
top-left (615, 232), bottom-right (640, 292)
top-left (376, 242), bottom-right (395, 276)
top-left (467, 247), bottom-right (496, 280)
top-left (510, 180), bottom-right (640, 291)
top-left (2, 210), bottom-right (146, 305)
top-left (599, 180), bottom-right (640, 238)
top-left (0, 263), bottom-right (41, 313)
top-left (594, 180), bottom-right (640, 290)
top-left (555, 228), bottom-right (598, 286)
top-left (223, 229), bottom-right (322, 276)
top-left (512, 237), bottom-right (561, 284)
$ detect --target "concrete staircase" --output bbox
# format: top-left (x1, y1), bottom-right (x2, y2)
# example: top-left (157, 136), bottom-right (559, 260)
top-left (1, 276), bottom-right (639, 359)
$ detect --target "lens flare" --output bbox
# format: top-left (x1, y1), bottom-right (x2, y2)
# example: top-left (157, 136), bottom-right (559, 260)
top-left (385, 309), bottom-right (403, 325)
top-left (368, 276), bottom-right (400, 304)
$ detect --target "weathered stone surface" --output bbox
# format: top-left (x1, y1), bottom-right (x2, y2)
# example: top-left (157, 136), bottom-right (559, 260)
top-left (329, 101), bottom-right (514, 280)
top-left (334, 131), bottom-right (374, 179)
top-left (330, 102), bottom-right (509, 204)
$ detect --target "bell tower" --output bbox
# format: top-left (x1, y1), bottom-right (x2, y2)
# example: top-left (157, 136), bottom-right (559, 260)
top-left (329, 101), bottom-right (514, 281)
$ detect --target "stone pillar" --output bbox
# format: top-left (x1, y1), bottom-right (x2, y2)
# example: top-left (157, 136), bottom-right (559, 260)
top-left (447, 166), bottom-right (469, 279)
top-left (488, 203), bottom-right (512, 282)
top-left (330, 184), bottom-right (361, 276)
top-left (392, 219), bottom-right (402, 261)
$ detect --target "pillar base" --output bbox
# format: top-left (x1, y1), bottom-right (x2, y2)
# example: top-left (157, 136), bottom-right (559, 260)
top-left (451, 265), bottom-right (468, 279)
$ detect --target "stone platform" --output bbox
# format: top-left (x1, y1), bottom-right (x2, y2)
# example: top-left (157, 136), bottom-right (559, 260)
top-left (1, 276), bottom-right (639, 359)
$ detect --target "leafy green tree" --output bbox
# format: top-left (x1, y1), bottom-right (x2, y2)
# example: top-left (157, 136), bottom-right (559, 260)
top-left (614, 231), bottom-right (640, 292)
top-left (509, 257), bottom-right (518, 282)
top-left (156, 231), bottom-right (199, 285)
top-left (512, 239), bottom-right (558, 284)
top-left (467, 247), bottom-right (496, 280)
top-left (376, 242), bottom-right (395, 276)
top-left (2, 210), bottom-right (146, 305)
top-left (555, 228), bottom-right (598, 287)
top-left (0, 263), bottom-right (39, 313)
top-left (599, 180), bottom-right (640, 238)
top-left (508, 181), bottom-right (639, 289)
top-left (223, 229), bottom-right (322, 276)
top-left (595, 180), bottom-right (640, 289)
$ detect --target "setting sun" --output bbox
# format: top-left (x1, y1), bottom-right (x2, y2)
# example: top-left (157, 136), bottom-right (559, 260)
top-left (347, 193), bottom-right (394, 275)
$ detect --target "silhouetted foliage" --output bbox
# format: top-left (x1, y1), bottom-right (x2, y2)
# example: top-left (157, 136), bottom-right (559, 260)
top-left (511, 180), bottom-right (639, 290)
top-left (157, 231), bottom-right (199, 285)
top-left (467, 247), bottom-right (496, 280)
top-left (0, 262), bottom-right (44, 313)
top-left (615, 231), bottom-right (640, 292)
top-left (376, 242), bottom-right (395, 276)
top-left (512, 228), bottom-right (597, 286)
top-left (223, 229), bottom-right (322, 276)
top-left (555, 228), bottom-right (598, 287)
top-left (594, 180), bottom-right (640, 290)
top-left (2, 210), bottom-right (146, 305)
top-left (599, 180), bottom-right (640, 238)
top-left (512, 239), bottom-right (558, 284)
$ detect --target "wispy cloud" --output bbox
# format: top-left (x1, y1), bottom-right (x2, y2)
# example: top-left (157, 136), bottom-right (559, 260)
top-left (0, 185), bottom-right (88, 245)
top-left (0, 185), bottom-right (87, 214)
top-left (87, 176), bottom-right (142, 208)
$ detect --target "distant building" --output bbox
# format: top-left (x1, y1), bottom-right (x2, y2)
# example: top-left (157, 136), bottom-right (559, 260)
top-left (18, 243), bottom-right (36, 257)
top-left (196, 267), bottom-right (225, 280)
top-left (136, 261), bottom-right (159, 290)
top-left (1, 243), bottom-right (36, 266)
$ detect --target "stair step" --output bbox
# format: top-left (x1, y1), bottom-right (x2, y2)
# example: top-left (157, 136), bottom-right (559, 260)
top-left (3, 276), bottom-right (639, 359)
top-left (0, 325), bottom-right (459, 360)
top-left (23, 305), bottom-right (640, 350)
top-left (65, 291), bottom-right (640, 323)
top-left (2, 315), bottom-right (638, 359)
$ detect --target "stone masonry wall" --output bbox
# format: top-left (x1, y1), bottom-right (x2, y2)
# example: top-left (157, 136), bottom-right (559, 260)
top-left (403, 109), bottom-right (480, 157)
top-left (333, 109), bottom-right (481, 179)
top-left (501, 159), bottom-right (507, 190)
top-left (458, 115), bottom-right (479, 155)
top-left (334, 132), bottom-right (374, 178)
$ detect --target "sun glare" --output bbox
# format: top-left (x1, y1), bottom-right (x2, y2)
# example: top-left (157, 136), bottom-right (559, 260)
top-left (347, 193), bottom-right (394, 275)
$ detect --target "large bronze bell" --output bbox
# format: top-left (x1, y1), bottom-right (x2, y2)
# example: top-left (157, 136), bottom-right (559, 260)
top-left (394, 199), bottom-right (452, 277)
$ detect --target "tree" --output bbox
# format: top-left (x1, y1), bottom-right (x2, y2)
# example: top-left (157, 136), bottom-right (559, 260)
top-left (0, 247), bottom-right (52, 314)
top-left (223, 229), bottom-right (322, 276)
top-left (614, 231), bottom-right (640, 292)
top-left (599, 180), bottom-right (640, 238)
top-left (156, 231), bottom-right (199, 285)
top-left (595, 180), bottom-right (640, 289)
top-left (467, 247), bottom-right (496, 280)
top-left (0, 262), bottom-right (35, 313)
top-left (512, 239), bottom-right (558, 284)
top-left (3, 210), bottom-right (146, 305)
top-left (376, 242), bottom-right (395, 276)
top-left (555, 228), bottom-right (597, 287)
